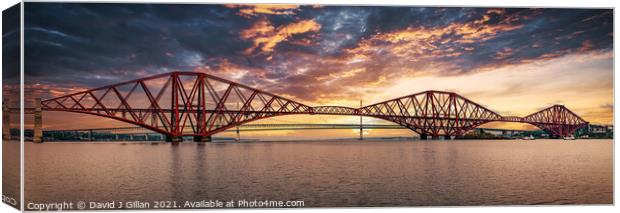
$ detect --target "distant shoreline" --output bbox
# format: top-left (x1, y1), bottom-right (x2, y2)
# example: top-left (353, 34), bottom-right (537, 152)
top-left (13, 137), bottom-right (614, 144)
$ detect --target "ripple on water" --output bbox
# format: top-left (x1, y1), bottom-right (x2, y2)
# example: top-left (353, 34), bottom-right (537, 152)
top-left (21, 140), bottom-right (613, 207)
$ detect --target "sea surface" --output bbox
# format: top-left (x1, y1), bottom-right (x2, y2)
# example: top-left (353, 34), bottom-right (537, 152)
top-left (2, 141), bottom-right (20, 209)
top-left (18, 139), bottom-right (613, 209)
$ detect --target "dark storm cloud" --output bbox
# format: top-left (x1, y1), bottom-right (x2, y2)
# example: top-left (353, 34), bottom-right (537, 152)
top-left (24, 3), bottom-right (613, 103)
top-left (454, 9), bottom-right (613, 71)
top-left (2, 3), bottom-right (20, 83)
top-left (25, 3), bottom-right (252, 86)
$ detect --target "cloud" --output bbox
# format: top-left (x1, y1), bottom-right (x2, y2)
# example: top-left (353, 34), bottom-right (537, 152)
top-left (225, 4), bottom-right (300, 17)
top-left (344, 10), bottom-right (526, 74)
top-left (23, 4), bottom-right (612, 114)
top-left (240, 19), bottom-right (321, 54)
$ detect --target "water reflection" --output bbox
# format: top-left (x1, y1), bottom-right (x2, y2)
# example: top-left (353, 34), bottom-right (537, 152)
top-left (22, 140), bottom-right (613, 207)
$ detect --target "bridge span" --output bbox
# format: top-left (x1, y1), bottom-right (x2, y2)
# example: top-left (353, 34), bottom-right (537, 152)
top-left (13, 72), bottom-right (588, 142)
top-left (37, 124), bottom-right (537, 142)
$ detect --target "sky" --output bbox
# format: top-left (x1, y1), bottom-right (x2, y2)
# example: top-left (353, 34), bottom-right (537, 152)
top-left (16, 3), bottom-right (614, 137)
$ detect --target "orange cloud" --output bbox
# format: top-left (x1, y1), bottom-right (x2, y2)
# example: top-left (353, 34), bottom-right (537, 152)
top-left (454, 22), bottom-right (523, 42)
top-left (225, 4), bottom-right (300, 17)
top-left (356, 18), bottom-right (522, 53)
top-left (241, 19), bottom-right (321, 54)
top-left (373, 13), bottom-right (522, 44)
top-left (239, 19), bottom-right (275, 39)
top-left (343, 14), bottom-right (524, 73)
top-left (24, 83), bottom-right (90, 100)
top-left (193, 58), bottom-right (268, 81)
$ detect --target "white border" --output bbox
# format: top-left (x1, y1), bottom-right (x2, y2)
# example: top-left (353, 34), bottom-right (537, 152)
top-left (0, 1), bottom-right (617, 213)
top-left (19, 0), bottom-right (24, 212)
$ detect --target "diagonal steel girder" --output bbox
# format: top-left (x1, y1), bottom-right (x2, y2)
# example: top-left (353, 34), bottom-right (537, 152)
top-left (41, 72), bottom-right (589, 138)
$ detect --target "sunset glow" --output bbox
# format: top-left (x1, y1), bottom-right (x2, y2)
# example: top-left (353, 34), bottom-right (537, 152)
top-left (20, 4), bottom-right (613, 138)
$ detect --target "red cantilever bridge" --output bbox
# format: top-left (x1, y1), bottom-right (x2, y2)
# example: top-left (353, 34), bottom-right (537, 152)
top-left (41, 72), bottom-right (588, 141)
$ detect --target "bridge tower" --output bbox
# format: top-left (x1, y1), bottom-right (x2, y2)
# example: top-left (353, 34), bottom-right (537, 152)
top-left (166, 73), bottom-right (183, 143)
top-left (33, 98), bottom-right (43, 143)
top-left (359, 99), bottom-right (363, 140)
top-left (192, 74), bottom-right (211, 143)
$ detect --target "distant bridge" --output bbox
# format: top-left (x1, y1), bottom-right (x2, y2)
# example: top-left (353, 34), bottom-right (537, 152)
top-left (13, 72), bottom-right (589, 142)
top-left (38, 124), bottom-right (536, 142)
top-left (41, 124), bottom-right (533, 133)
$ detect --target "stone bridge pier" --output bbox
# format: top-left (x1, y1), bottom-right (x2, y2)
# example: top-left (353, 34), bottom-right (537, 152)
top-left (419, 133), bottom-right (453, 140)
top-left (2, 97), bottom-right (43, 142)
top-left (33, 98), bottom-right (43, 143)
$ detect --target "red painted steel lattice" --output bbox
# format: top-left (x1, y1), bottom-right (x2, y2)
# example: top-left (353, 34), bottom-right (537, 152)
top-left (41, 72), bottom-right (588, 138)
top-left (522, 105), bottom-right (589, 137)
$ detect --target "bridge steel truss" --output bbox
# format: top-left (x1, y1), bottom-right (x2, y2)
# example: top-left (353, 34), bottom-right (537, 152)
top-left (41, 72), bottom-right (588, 141)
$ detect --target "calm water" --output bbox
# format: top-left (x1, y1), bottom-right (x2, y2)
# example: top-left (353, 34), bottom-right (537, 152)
top-left (22, 139), bottom-right (613, 208)
top-left (2, 141), bottom-right (20, 209)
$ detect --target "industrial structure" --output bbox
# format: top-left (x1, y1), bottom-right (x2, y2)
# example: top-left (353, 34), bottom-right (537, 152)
top-left (4, 72), bottom-right (590, 142)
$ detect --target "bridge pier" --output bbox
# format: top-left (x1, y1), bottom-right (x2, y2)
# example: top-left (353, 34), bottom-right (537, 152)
top-left (420, 133), bottom-right (428, 140)
top-left (431, 135), bottom-right (440, 140)
top-left (33, 98), bottom-right (43, 143)
top-left (443, 135), bottom-right (452, 140)
top-left (165, 135), bottom-right (183, 143)
top-left (2, 97), bottom-right (10, 140)
top-left (194, 135), bottom-right (212, 142)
